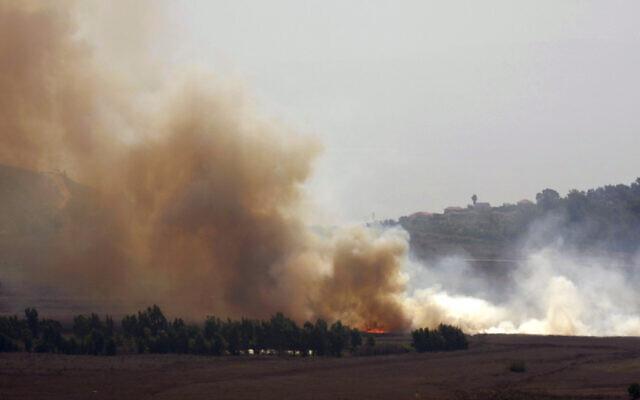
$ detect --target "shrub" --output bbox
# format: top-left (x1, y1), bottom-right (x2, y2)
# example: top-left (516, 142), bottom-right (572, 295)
top-left (411, 324), bottom-right (467, 353)
top-left (629, 383), bottom-right (640, 400)
top-left (437, 324), bottom-right (468, 350)
top-left (0, 333), bottom-right (18, 352)
top-left (365, 335), bottom-right (375, 348)
top-left (191, 333), bottom-right (209, 355)
top-left (105, 338), bottom-right (117, 356)
top-left (64, 337), bottom-right (80, 355)
top-left (21, 329), bottom-right (33, 352)
top-left (86, 329), bottom-right (105, 355)
top-left (24, 308), bottom-right (39, 337)
top-left (349, 328), bottom-right (362, 352)
top-left (210, 333), bottom-right (226, 356)
top-left (509, 360), bottom-right (526, 373)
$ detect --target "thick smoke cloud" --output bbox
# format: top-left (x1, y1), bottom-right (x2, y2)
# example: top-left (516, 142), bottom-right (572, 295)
top-left (0, 2), bottom-right (409, 330)
top-left (316, 228), bottom-right (411, 331)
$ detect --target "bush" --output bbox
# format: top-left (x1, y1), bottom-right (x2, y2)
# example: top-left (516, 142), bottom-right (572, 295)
top-left (105, 338), bottom-right (117, 356)
top-left (629, 383), bottom-right (640, 400)
top-left (509, 360), bottom-right (526, 373)
top-left (365, 335), bottom-right (375, 348)
top-left (191, 334), bottom-right (209, 354)
top-left (64, 337), bottom-right (80, 355)
top-left (210, 333), bottom-right (226, 356)
top-left (437, 324), bottom-right (468, 350)
top-left (411, 324), bottom-right (468, 353)
top-left (0, 333), bottom-right (18, 352)
top-left (349, 329), bottom-right (362, 352)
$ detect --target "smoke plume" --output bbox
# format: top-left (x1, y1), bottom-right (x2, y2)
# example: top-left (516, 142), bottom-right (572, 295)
top-left (0, 2), bottom-right (409, 330)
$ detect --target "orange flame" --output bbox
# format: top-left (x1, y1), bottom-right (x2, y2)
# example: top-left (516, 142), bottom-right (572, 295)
top-left (364, 328), bottom-right (387, 334)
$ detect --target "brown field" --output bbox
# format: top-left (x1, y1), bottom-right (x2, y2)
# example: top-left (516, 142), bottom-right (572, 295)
top-left (2, 334), bottom-right (640, 400)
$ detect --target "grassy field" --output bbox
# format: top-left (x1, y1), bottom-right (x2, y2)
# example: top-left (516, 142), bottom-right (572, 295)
top-left (2, 334), bottom-right (640, 399)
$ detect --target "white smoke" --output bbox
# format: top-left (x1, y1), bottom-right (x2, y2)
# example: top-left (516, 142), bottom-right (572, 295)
top-left (402, 238), bottom-right (640, 336)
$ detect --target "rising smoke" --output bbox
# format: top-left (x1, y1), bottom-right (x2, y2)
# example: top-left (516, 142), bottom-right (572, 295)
top-left (0, 2), bottom-right (409, 330)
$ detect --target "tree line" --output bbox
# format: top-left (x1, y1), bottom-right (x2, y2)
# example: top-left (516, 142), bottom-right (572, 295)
top-left (120, 305), bottom-right (364, 357)
top-left (1, 306), bottom-right (470, 357)
top-left (0, 305), bottom-right (363, 357)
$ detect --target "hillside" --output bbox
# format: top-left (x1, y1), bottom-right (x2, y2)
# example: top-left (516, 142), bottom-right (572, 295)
top-left (388, 179), bottom-right (640, 262)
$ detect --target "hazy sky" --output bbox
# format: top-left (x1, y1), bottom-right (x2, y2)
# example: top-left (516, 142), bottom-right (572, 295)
top-left (158, 1), bottom-right (640, 222)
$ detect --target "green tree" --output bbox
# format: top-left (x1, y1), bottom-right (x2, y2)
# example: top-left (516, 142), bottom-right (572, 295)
top-left (349, 328), bottom-right (362, 352)
top-left (192, 333), bottom-right (209, 355)
top-left (536, 188), bottom-right (561, 211)
top-left (268, 313), bottom-right (299, 354)
top-left (210, 333), bottom-right (226, 356)
top-left (104, 337), bottom-right (117, 356)
top-left (24, 308), bottom-right (39, 338)
top-left (328, 321), bottom-right (349, 357)
top-left (86, 329), bottom-right (105, 355)
top-left (311, 319), bottom-right (329, 356)
top-left (222, 319), bottom-right (241, 355)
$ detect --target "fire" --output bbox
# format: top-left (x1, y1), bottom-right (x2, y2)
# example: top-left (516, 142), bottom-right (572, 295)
top-left (364, 323), bottom-right (387, 334)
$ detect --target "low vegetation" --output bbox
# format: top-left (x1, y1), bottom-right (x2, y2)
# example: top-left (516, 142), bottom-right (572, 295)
top-left (629, 383), bottom-right (640, 400)
top-left (411, 324), bottom-right (468, 352)
top-left (509, 360), bottom-right (527, 373)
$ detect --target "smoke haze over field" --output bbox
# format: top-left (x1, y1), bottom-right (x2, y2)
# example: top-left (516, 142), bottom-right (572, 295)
top-left (1, 2), bottom-right (640, 336)
top-left (405, 245), bottom-right (640, 336)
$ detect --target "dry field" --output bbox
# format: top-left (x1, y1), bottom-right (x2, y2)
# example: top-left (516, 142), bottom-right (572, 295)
top-left (2, 334), bottom-right (640, 400)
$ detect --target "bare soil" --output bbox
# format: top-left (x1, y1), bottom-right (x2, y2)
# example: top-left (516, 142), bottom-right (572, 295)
top-left (2, 334), bottom-right (640, 399)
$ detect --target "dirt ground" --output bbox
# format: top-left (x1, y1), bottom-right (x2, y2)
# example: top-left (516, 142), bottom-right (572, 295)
top-left (2, 334), bottom-right (640, 400)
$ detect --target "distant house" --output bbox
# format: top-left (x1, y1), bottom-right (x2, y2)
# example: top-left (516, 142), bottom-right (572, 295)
top-left (473, 202), bottom-right (491, 211)
top-left (409, 211), bottom-right (432, 219)
top-left (444, 206), bottom-right (465, 214)
top-left (517, 199), bottom-right (534, 206)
